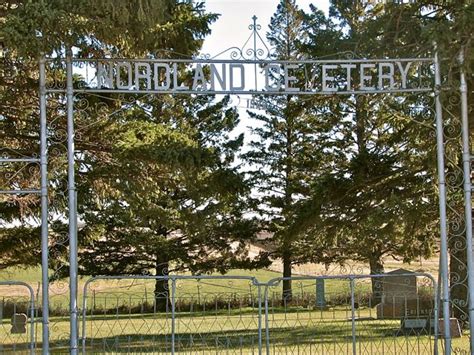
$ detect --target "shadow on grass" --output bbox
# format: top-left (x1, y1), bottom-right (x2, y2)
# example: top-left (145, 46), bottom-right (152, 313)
top-left (1, 320), bottom-right (436, 353)
top-left (77, 323), bottom-right (434, 353)
top-left (82, 305), bottom-right (381, 322)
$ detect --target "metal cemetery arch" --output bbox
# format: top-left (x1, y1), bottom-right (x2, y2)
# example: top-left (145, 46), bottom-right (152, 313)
top-left (14, 17), bottom-right (470, 355)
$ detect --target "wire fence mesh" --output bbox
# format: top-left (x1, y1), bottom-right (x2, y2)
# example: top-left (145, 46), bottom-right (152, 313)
top-left (81, 276), bottom-right (261, 354)
top-left (77, 273), bottom-right (439, 354)
top-left (0, 273), bottom-right (442, 354)
top-left (264, 274), bottom-right (438, 355)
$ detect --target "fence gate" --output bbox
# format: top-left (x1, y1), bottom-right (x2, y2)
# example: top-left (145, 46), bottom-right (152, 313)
top-left (0, 281), bottom-right (36, 354)
top-left (80, 274), bottom-right (438, 354)
top-left (264, 274), bottom-right (438, 355)
top-left (81, 276), bottom-right (262, 354)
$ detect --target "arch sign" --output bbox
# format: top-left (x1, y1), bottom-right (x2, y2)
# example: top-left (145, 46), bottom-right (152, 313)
top-left (71, 58), bottom-right (433, 95)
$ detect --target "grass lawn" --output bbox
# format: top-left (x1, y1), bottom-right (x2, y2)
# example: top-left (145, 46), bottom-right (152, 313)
top-left (0, 267), bottom-right (367, 311)
top-left (1, 306), bottom-right (469, 354)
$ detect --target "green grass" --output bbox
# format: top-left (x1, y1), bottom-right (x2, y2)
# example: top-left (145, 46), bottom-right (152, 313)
top-left (0, 266), bottom-right (43, 284)
top-left (0, 267), bottom-right (366, 311)
top-left (1, 307), bottom-right (469, 354)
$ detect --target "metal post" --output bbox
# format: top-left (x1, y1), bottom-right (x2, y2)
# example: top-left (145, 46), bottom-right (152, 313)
top-left (434, 47), bottom-right (452, 353)
top-left (459, 48), bottom-right (474, 354)
top-left (29, 286), bottom-right (35, 355)
top-left (433, 278), bottom-right (439, 355)
top-left (257, 284), bottom-right (262, 355)
top-left (350, 277), bottom-right (356, 355)
top-left (171, 278), bottom-right (176, 355)
top-left (66, 49), bottom-right (79, 354)
top-left (39, 56), bottom-right (50, 355)
top-left (264, 285), bottom-right (270, 355)
top-left (81, 281), bottom-right (88, 355)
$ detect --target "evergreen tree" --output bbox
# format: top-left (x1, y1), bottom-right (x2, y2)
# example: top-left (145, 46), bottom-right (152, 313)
top-left (285, 2), bottom-right (439, 302)
top-left (76, 94), bottom-right (266, 310)
top-left (0, 1), bottom-right (268, 308)
top-left (368, 0), bottom-right (474, 324)
top-left (244, 0), bottom-right (331, 301)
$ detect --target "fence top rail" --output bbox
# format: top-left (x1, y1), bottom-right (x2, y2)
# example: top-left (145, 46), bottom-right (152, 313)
top-left (0, 280), bottom-right (36, 295)
top-left (85, 274), bottom-right (257, 281)
top-left (265, 272), bottom-right (437, 287)
top-left (81, 272), bottom-right (436, 290)
top-left (83, 274), bottom-right (258, 291)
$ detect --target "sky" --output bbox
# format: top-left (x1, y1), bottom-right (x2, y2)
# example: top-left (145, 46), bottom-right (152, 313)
top-left (201, 0), bottom-right (329, 59)
top-left (198, 0), bottom-right (330, 143)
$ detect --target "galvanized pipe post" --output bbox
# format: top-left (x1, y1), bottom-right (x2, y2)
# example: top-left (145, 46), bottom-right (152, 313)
top-left (264, 284), bottom-right (270, 355)
top-left (81, 281), bottom-right (88, 355)
top-left (66, 49), bottom-right (79, 354)
top-left (171, 278), bottom-right (176, 355)
top-left (350, 277), bottom-right (357, 355)
top-left (39, 55), bottom-right (50, 355)
top-left (433, 277), bottom-right (440, 355)
top-left (29, 284), bottom-right (35, 355)
top-left (434, 47), bottom-right (452, 353)
top-left (257, 283), bottom-right (262, 355)
top-left (459, 48), bottom-right (474, 354)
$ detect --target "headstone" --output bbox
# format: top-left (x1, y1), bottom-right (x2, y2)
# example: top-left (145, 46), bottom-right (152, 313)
top-left (10, 313), bottom-right (27, 334)
top-left (375, 269), bottom-right (428, 319)
top-left (402, 318), bottom-right (429, 332)
top-left (382, 269), bottom-right (418, 302)
top-left (376, 299), bottom-right (433, 319)
top-left (438, 318), bottom-right (462, 338)
top-left (315, 279), bottom-right (326, 308)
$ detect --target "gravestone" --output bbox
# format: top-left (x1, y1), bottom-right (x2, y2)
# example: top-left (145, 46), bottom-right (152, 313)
top-left (376, 269), bottom-right (432, 319)
top-left (438, 318), bottom-right (462, 338)
top-left (382, 268), bottom-right (417, 302)
top-left (315, 279), bottom-right (326, 308)
top-left (10, 313), bottom-right (27, 334)
top-left (376, 299), bottom-right (433, 319)
top-left (399, 318), bottom-right (430, 336)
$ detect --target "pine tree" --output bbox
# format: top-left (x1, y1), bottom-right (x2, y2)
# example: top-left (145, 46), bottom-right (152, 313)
top-left (0, 1), bottom-right (269, 308)
top-left (244, 0), bottom-right (331, 301)
top-left (75, 94), bottom-right (267, 310)
top-left (370, 0), bottom-right (474, 324)
top-left (285, 1), bottom-right (440, 303)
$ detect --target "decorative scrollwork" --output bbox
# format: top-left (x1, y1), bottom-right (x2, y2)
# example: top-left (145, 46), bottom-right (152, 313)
top-left (199, 16), bottom-right (272, 61)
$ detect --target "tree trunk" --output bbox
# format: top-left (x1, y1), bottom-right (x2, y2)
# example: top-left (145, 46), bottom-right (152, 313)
top-left (282, 252), bottom-right (292, 304)
top-left (369, 256), bottom-right (384, 305)
top-left (154, 258), bottom-right (170, 312)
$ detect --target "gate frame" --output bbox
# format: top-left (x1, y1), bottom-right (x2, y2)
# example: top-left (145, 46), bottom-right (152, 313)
top-left (80, 275), bottom-right (260, 355)
top-left (0, 281), bottom-right (36, 354)
top-left (265, 273), bottom-right (439, 355)
top-left (79, 273), bottom-right (438, 355)
top-left (28, 19), bottom-right (472, 355)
